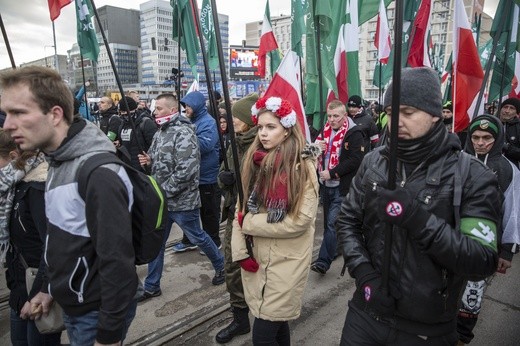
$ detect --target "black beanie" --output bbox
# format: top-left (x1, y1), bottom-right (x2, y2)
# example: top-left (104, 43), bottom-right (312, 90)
top-left (347, 95), bottom-right (362, 108)
top-left (384, 67), bottom-right (442, 117)
top-left (500, 97), bottom-right (520, 113)
top-left (118, 96), bottom-right (138, 113)
top-left (469, 114), bottom-right (500, 139)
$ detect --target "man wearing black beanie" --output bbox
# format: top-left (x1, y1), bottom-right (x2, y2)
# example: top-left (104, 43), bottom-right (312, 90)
top-left (499, 97), bottom-right (520, 167)
top-left (337, 67), bottom-right (501, 345)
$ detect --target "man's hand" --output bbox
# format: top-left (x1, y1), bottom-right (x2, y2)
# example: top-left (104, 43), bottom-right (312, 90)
top-left (319, 170), bottom-right (332, 181)
top-left (138, 151), bottom-right (151, 166)
top-left (219, 171), bottom-right (236, 186)
top-left (20, 301), bottom-right (32, 319)
top-left (28, 292), bottom-right (54, 320)
top-left (497, 258), bottom-right (512, 273)
top-left (361, 276), bottom-right (395, 317)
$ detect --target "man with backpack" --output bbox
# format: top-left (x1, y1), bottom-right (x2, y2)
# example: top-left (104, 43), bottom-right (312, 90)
top-left (115, 96), bottom-right (157, 172)
top-left (1, 66), bottom-right (138, 346)
top-left (137, 93), bottom-right (225, 302)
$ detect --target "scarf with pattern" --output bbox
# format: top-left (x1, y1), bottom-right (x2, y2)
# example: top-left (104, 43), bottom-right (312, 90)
top-left (247, 149), bottom-right (289, 223)
top-left (316, 120), bottom-right (349, 171)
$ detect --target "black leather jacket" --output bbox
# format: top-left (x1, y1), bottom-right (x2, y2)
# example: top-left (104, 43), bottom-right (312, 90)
top-left (337, 145), bottom-right (500, 337)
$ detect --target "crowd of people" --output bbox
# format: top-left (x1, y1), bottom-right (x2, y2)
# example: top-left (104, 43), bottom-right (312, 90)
top-left (0, 65), bottom-right (518, 346)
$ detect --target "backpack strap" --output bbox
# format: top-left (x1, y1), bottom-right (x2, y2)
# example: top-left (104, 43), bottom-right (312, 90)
top-left (453, 151), bottom-right (471, 232)
top-left (77, 152), bottom-right (124, 201)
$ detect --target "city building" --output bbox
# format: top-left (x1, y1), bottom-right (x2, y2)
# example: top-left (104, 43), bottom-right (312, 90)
top-left (18, 54), bottom-right (68, 81)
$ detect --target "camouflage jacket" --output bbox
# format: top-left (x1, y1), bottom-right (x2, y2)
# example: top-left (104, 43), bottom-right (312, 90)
top-left (148, 114), bottom-right (201, 211)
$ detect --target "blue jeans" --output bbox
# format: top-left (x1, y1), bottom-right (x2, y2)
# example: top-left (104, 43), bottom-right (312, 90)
top-left (316, 186), bottom-right (343, 270)
top-left (10, 309), bottom-right (62, 346)
top-left (144, 209), bottom-right (224, 292)
top-left (63, 299), bottom-right (137, 346)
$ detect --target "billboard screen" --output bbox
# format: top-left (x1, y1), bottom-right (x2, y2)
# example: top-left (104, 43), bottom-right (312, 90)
top-left (230, 46), bottom-right (261, 80)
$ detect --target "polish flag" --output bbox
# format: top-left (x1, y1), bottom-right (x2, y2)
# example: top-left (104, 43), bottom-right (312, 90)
top-left (48, 0), bottom-right (72, 21)
top-left (264, 51), bottom-right (310, 142)
top-left (327, 25), bottom-right (349, 105)
top-left (453, 0), bottom-right (484, 132)
top-left (374, 0), bottom-right (392, 64)
top-left (257, 2), bottom-right (279, 78)
top-left (407, 0), bottom-right (433, 67)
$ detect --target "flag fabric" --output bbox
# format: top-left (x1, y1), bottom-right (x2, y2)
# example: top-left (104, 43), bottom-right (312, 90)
top-left (48, 0), bottom-right (72, 21)
top-left (407, 0), bottom-right (433, 67)
top-left (327, 26), bottom-right (349, 104)
top-left (359, 0), bottom-right (392, 25)
top-left (453, 0), bottom-right (484, 132)
top-left (441, 53), bottom-right (453, 104)
top-left (171, 0), bottom-right (201, 79)
top-left (187, 79), bottom-right (200, 94)
top-left (374, 0), bottom-right (391, 64)
top-left (257, 0), bottom-right (280, 78)
top-left (75, 0), bottom-right (99, 62)
top-left (291, 0), bottom-right (306, 57)
top-left (345, 0), bottom-right (361, 97)
top-left (489, 0), bottom-right (520, 101)
top-left (264, 51), bottom-right (310, 142)
top-left (200, 0), bottom-right (218, 70)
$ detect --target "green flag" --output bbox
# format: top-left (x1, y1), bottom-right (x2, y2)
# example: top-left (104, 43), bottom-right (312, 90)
top-left (265, 1), bottom-right (282, 76)
top-left (171, 0), bottom-right (201, 78)
top-left (359, 0), bottom-right (392, 25)
top-left (291, 0), bottom-right (306, 57)
top-left (489, 0), bottom-right (519, 101)
top-left (200, 0), bottom-right (218, 70)
top-left (75, 0), bottom-right (99, 62)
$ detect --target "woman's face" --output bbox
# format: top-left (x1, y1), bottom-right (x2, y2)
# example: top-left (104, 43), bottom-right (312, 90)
top-left (219, 118), bottom-right (227, 132)
top-left (257, 111), bottom-right (287, 150)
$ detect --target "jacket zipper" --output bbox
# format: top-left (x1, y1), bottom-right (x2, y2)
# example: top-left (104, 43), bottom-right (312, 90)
top-left (69, 257), bottom-right (89, 303)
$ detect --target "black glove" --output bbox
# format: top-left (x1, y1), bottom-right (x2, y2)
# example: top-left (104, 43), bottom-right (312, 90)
top-left (375, 185), bottom-right (429, 230)
top-left (219, 171), bottom-right (236, 186)
top-left (354, 264), bottom-right (395, 317)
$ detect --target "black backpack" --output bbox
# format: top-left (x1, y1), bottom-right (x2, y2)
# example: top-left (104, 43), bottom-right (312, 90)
top-left (78, 152), bottom-right (168, 265)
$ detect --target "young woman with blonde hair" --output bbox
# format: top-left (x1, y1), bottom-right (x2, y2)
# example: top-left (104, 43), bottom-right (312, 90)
top-left (231, 96), bottom-right (320, 345)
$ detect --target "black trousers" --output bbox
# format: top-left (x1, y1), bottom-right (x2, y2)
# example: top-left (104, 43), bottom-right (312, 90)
top-left (182, 183), bottom-right (221, 247)
top-left (341, 302), bottom-right (459, 346)
top-left (252, 318), bottom-right (290, 346)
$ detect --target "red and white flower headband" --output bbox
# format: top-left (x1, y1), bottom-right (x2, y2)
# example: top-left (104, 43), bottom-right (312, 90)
top-left (251, 96), bottom-right (297, 128)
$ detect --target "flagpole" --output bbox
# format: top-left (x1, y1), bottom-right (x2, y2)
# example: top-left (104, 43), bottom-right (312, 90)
top-left (472, 3), bottom-right (508, 120)
top-left (89, 0), bottom-right (147, 160)
top-left (190, 0), bottom-right (229, 171)
top-left (313, 3), bottom-right (325, 140)
top-left (52, 22), bottom-right (59, 73)
top-left (79, 54), bottom-right (91, 121)
top-left (177, 0), bottom-right (182, 99)
top-left (0, 14), bottom-right (16, 69)
top-left (382, 0), bottom-right (404, 295)
top-left (378, 62), bottom-right (383, 108)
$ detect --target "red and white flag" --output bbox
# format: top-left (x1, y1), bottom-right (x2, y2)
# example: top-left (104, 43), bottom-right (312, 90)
top-left (48, 0), bottom-right (72, 21)
top-left (257, 0), bottom-right (279, 78)
top-left (453, 0), bottom-right (484, 132)
top-left (407, 0), bottom-right (433, 67)
top-left (327, 25), bottom-right (349, 105)
top-left (264, 50), bottom-right (310, 142)
top-left (374, 0), bottom-right (392, 64)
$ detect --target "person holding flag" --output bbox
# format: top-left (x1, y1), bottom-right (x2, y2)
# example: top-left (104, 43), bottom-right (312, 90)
top-left (337, 67), bottom-right (501, 345)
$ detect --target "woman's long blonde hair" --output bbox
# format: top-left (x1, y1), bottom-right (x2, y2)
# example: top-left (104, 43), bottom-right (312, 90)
top-left (240, 109), bottom-right (311, 217)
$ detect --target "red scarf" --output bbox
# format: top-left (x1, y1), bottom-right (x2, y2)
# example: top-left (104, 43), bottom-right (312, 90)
top-left (316, 120), bottom-right (349, 171)
top-left (248, 149), bottom-right (289, 223)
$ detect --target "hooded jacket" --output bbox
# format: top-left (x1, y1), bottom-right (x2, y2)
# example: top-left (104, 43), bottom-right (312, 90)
top-left (502, 115), bottom-right (520, 167)
top-left (44, 119), bottom-right (137, 344)
top-left (181, 91), bottom-right (220, 185)
top-left (98, 105), bottom-right (121, 138)
top-left (337, 123), bottom-right (501, 337)
top-left (465, 114), bottom-right (520, 260)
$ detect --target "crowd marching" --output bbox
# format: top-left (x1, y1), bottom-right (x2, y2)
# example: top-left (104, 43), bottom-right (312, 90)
top-left (0, 65), bottom-right (519, 346)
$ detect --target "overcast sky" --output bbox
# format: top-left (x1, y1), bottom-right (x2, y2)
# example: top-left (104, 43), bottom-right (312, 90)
top-left (0, 0), bottom-right (498, 70)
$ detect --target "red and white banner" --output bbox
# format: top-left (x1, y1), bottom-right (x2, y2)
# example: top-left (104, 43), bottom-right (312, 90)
top-left (375, 0), bottom-right (392, 64)
top-left (257, 1), bottom-right (279, 78)
top-left (407, 0), bottom-right (433, 67)
top-left (327, 25), bottom-right (349, 105)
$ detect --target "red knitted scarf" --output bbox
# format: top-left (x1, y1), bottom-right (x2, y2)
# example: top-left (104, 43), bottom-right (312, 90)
top-left (247, 149), bottom-right (289, 223)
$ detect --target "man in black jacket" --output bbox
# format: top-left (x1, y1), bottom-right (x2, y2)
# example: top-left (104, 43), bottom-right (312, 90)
top-left (347, 95), bottom-right (379, 151)
top-left (311, 100), bottom-right (365, 275)
top-left (97, 96), bottom-right (121, 141)
top-left (1, 66), bottom-right (137, 346)
top-left (337, 67), bottom-right (501, 345)
top-left (499, 97), bottom-right (520, 167)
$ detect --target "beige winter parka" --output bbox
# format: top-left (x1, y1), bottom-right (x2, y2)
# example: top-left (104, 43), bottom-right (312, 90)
top-left (231, 157), bottom-right (319, 321)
